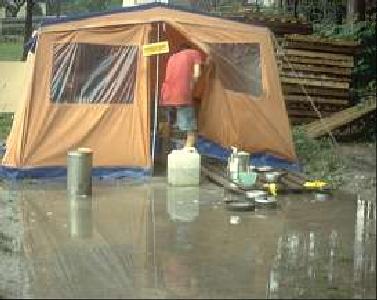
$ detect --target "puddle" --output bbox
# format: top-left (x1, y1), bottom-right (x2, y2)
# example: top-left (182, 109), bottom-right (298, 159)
top-left (0, 181), bottom-right (375, 298)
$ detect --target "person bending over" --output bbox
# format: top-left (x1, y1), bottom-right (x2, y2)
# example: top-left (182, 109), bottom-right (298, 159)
top-left (161, 43), bottom-right (205, 148)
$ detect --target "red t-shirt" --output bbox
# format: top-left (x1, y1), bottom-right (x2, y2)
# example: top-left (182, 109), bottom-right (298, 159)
top-left (160, 49), bottom-right (204, 107)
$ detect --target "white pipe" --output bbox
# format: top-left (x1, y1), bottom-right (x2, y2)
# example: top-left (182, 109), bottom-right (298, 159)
top-left (151, 22), bottom-right (160, 170)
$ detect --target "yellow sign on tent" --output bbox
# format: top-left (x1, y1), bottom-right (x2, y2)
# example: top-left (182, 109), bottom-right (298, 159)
top-left (143, 41), bottom-right (170, 57)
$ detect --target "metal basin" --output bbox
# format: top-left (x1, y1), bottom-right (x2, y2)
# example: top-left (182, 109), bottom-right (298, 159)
top-left (314, 192), bottom-right (332, 201)
top-left (255, 196), bottom-right (278, 208)
top-left (246, 190), bottom-right (267, 201)
top-left (226, 200), bottom-right (255, 212)
top-left (256, 166), bottom-right (273, 172)
top-left (265, 171), bottom-right (282, 183)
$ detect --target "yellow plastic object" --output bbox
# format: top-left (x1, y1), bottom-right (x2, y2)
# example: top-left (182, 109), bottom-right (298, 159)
top-left (303, 180), bottom-right (327, 189)
top-left (263, 183), bottom-right (278, 196)
top-left (143, 41), bottom-right (170, 56)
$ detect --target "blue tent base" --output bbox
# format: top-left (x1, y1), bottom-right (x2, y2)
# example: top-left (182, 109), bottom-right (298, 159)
top-left (0, 137), bottom-right (300, 180)
top-left (197, 136), bottom-right (301, 173)
top-left (0, 166), bottom-right (151, 181)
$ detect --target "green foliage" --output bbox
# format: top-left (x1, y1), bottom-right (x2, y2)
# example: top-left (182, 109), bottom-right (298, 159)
top-left (58, 0), bottom-right (122, 14)
top-left (293, 127), bottom-right (345, 188)
top-left (32, 2), bottom-right (44, 16)
top-left (314, 21), bottom-right (376, 102)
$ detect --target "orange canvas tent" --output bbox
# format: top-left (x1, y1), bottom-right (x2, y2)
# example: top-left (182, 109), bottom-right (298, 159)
top-left (0, 3), bottom-right (297, 179)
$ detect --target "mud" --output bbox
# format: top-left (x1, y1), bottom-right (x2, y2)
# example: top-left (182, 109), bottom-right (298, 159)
top-left (0, 178), bottom-right (375, 299)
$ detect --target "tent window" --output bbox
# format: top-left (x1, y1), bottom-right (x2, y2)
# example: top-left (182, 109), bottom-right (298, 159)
top-left (51, 43), bottom-right (138, 104)
top-left (210, 43), bottom-right (262, 97)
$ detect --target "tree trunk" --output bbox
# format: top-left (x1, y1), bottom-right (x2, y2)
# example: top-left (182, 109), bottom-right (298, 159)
top-left (346, 0), bottom-right (357, 23)
top-left (357, 0), bottom-right (366, 21)
top-left (56, 0), bottom-right (61, 17)
top-left (22, 0), bottom-right (33, 61)
top-left (293, 0), bottom-right (298, 18)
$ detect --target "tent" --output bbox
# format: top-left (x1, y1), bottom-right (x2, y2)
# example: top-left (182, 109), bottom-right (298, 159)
top-left (0, 3), bottom-right (298, 180)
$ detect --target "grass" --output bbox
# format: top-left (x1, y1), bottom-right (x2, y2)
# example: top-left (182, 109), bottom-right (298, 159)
top-left (0, 113), bottom-right (14, 141)
top-left (0, 42), bottom-right (23, 61)
top-left (0, 42), bottom-right (21, 143)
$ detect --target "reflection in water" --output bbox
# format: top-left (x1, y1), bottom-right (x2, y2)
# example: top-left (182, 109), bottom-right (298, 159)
top-left (0, 188), bottom-right (30, 298)
top-left (267, 198), bottom-right (376, 299)
top-left (69, 196), bottom-right (93, 238)
top-left (162, 187), bottom-right (200, 297)
top-left (167, 187), bottom-right (199, 223)
top-left (0, 183), bottom-right (375, 299)
top-left (353, 197), bottom-right (376, 298)
top-left (267, 231), bottom-right (343, 299)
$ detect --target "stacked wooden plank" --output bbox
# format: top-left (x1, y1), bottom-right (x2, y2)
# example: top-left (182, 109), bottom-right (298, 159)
top-left (243, 12), bottom-right (313, 36)
top-left (301, 97), bottom-right (376, 138)
top-left (222, 11), bottom-right (312, 36)
top-left (277, 34), bottom-right (359, 124)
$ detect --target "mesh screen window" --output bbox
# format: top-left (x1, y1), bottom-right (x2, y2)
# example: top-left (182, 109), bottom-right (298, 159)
top-left (210, 43), bottom-right (262, 97)
top-left (51, 43), bottom-right (138, 104)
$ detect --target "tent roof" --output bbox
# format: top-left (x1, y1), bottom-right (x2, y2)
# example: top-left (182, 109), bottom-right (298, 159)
top-left (40, 3), bottom-right (268, 33)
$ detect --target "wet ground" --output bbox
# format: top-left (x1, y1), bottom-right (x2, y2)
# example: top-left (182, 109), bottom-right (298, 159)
top-left (338, 143), bottom-right (376, 202)
top-left (0, 178), bottom-right (375, 299)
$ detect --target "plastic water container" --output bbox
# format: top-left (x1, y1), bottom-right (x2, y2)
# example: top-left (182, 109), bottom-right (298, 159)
top-left (168, 147), bottom-right (201, 186)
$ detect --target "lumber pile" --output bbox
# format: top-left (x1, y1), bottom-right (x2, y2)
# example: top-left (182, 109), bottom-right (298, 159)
top-left (218, 6), bottom-right (313, 36)
top-left (277, 34), bottom-right (359, 124)
top-left (301, 97), bottom-right (376, 138)
top-left (242, 12), bottom-right (312, 36)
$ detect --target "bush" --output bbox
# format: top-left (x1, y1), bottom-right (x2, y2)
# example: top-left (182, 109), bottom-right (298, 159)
top-left (293, 127), bottom-right (345, 188)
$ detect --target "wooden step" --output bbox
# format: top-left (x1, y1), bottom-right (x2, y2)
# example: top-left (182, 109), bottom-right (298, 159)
top-left (284, 95), bottom-right (349, 105)
top-left (300, 100), bottom-right (377, 138)
top-left (282, 41), bottom-right (358, 55)
top-left (281, 77), bottom-right (349, 89)
top-left (283, 49), bottom-right (353, 62)
top-left (284, 34), bottom-right (359, 47)
top-left (280, 63), bottom-right (352, 76)
top-left (280, 55), bottom-right (354, 68)
top-left (288, 109), bottom-right (334, 118)
top-left (280, 71), bottom-right (351, 83)
top-left (287, 103), bottom-right (348, 112)
top-left (282, 84), bottom-right (350, 98)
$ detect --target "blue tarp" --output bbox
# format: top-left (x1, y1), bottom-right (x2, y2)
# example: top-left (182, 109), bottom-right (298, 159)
top-left (197, 136), bottom-right (301, 172)
top-left (0, 165), bottom-right (151, 181)
top-left (24, 34), bottom-right (38, 54)
top-left (0, 137), bottom-right (299, 180)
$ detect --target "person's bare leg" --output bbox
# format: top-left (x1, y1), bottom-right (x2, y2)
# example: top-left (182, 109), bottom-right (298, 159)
top-left (162, 122), bottom-right (171, 154)
top-left (185, 131), bottom-right (196, 148)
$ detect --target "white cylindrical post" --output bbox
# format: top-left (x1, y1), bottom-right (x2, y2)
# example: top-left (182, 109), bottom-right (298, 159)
top-left (67, 148), bottom-right (93, 196)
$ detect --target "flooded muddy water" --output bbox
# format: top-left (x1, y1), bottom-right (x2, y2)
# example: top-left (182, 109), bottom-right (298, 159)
top-left (0, 178), bottom-right (375, 298)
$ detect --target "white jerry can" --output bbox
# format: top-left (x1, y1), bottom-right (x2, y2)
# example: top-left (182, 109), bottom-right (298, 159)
top-left (168, 147), bottom-right (201, 186)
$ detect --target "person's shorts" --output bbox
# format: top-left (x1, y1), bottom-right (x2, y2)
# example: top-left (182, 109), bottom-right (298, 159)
top-left (177, 106), bottom-right (197, 132)
top-left (167, 106), bottom-right (197, 132)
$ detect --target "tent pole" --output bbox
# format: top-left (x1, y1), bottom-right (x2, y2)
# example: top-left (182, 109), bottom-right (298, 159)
top-left (151, 22), bottom-right (160, 172)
